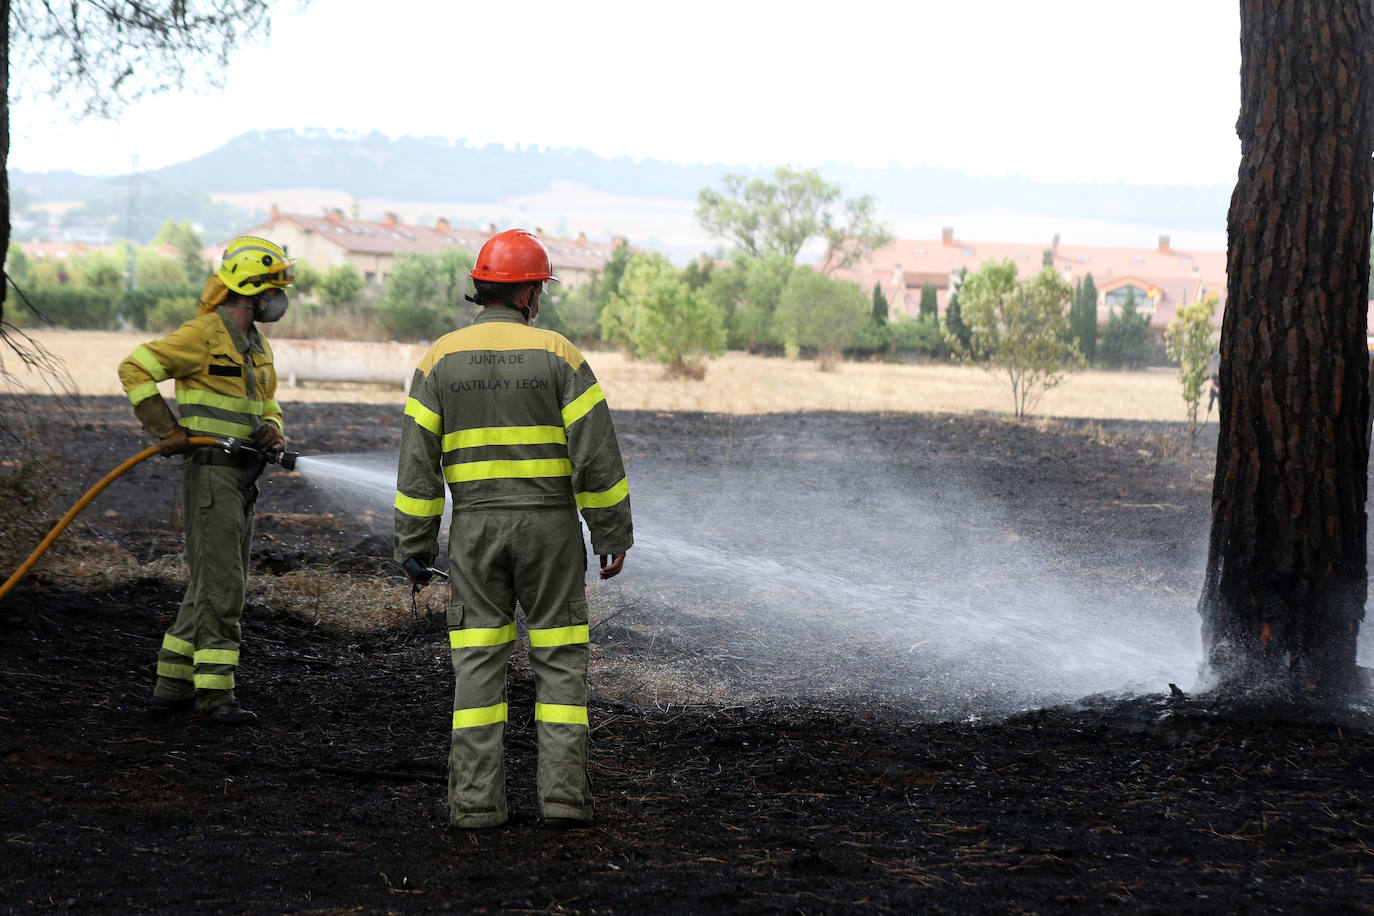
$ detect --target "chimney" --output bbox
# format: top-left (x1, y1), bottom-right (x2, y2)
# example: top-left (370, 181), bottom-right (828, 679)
top-left (270, 203), bottom-right (280, 221)
top-left (487, 222), bottom-right (498, 235)
top-left (941, 227), bottom-right (954, 246)
top-left (577, 232), bottom-right (587, 245)
top-left (1158, 235), bottom-right (1171, 253)
top-left (435, 217), bottom-right (451, 233)
top-left (325, 208), bottom-right (343, 223)
top-left (534, 226), bottom-right (544, 238)
top-left (1051, 232), bottom-right (1060, 253)
top-left (382, 211), bottom-right (399, 228)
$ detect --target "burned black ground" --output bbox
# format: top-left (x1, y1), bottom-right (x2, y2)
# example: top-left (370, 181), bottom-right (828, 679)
top-left (1, 396), bottom-right (1372, 914)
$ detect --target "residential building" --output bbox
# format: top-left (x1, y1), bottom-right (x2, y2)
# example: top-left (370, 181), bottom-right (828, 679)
top-left (232, 207), bottom-right (623, 288)
top-left (833, 228), bottom-right (1229, 333)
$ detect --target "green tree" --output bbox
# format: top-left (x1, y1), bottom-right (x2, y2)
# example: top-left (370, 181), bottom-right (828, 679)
top-left (538, 282), bottom-right (599, 342)
top-left (1164, 293), bottom-right (1220, 444)
top-left (890, 315), bottom-right (944, 356)
top-left (704, 253), bottom-right (793, 352)
top-left (681, 258), bottom-right (712, 290)
top-left (593, 240), bottom-right (632, 323)
top-left (74, 249), bottom-right (124, 297)
top-left (919, 282), bottom-right (938, 323)
top-left (944, 267), bottom-right (972, 354)
top-left (696, 166), bottom-right (892, 272)
top-left (1098, 288), bottom-right (1153, 369)
top-left (5, 243), bottom-right (31, 289)
top-left (152, 218), bottom-right (207, 282)
top-left (317, 263), bottom-right (366, 311)
top-left (146, 295), bottom-right (199, 332)
top-left (136, 246), bottom-right (190, 288)
top-left (291, 258), bottom-right (322, 298)
top-left (381, 249), bottom-right (474, 340)
top-left (601, 253), bottom-right (725, 376)
top-left (957, 260), bottom-right (1086, 418)
top-left (775, 270), bottom-right (870, 371)
top-left (871, 282), bottom-right (888, 325)
top-left (1071, 273), bottom-right (1099, 363)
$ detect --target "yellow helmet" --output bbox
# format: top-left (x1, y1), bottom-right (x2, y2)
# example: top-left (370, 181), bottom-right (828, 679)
top-left (218, 236), bottom-right (295, 295)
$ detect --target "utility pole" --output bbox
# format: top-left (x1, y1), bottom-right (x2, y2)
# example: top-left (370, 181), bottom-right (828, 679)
top-left (124, 154), bottom-right (139, 294)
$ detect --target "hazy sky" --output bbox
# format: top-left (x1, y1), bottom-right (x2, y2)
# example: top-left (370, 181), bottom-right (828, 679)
top-left (9, 0), bottom-right (1242, 186)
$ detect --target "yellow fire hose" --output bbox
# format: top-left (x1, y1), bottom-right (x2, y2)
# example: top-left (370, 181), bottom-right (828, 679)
top-left (0, 435), bottom-right (222, 602)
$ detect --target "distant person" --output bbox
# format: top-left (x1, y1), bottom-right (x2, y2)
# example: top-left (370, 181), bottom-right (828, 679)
top-left (394, 228), bottom-right (633, 830)
top-left (117, 236), bottom-right (296, 726)
top-left (1206, 351), bottom-right (1222, 420)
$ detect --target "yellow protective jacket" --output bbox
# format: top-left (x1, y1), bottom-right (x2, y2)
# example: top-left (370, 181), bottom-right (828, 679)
top-left (117, 310), bottom-right (283, 440)
top-left (394, 307), bottom-right (633, 563)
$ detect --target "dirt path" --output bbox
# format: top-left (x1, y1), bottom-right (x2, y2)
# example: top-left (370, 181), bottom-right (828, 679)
top-left (2, 399), bottom-right (1372, 913)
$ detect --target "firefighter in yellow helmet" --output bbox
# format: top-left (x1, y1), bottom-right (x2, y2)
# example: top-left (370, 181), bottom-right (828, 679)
top-left (117, 236), bottom-right (295, 726)
top-left (394, 228), bottom-right (633, 828)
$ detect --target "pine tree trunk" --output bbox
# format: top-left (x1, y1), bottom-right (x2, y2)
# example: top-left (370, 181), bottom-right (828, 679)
top-left (1199, 0), bottom-right (1374, 698)
top-left (2, 0), bottom-right (10, 321)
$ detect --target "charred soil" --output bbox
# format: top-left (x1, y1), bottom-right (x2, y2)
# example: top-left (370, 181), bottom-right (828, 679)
top-left (2, 396), bottom-right (1372, 914)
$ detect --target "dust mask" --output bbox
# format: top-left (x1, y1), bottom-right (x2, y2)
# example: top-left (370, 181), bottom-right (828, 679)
top-left (254, 290), bottom-right (289, 323)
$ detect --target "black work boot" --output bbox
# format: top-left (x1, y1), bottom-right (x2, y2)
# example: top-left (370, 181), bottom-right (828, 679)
top-left (144, 696), bottom-right (194, 719)
top-left (203, 703), bottom-right (258, 726)
top-left (543, 817), bottom-right (592, 830)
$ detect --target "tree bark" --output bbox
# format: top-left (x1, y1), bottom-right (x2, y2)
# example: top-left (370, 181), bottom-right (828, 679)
top-left (3, 0), bottom-right (10, 321)
top-left (1200, 0), bottom-right (1374, 698)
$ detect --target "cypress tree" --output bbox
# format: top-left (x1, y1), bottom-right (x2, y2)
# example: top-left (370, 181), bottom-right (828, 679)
top-left (919, 282), bottom-right (938, 323)
top-left (1079, 273), bottom-right (1098, 363)
top-left (871, 282), bottom-right (888, 325)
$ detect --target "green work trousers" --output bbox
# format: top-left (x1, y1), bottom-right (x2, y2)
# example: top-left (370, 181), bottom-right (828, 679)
top-left (445, 506), bottom-right (592, 828)
top-left (152, 462), bottom-right (255, 712)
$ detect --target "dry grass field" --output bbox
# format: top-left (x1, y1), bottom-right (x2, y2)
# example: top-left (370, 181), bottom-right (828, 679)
top-left (3, 328), bottom-right (1191, 421)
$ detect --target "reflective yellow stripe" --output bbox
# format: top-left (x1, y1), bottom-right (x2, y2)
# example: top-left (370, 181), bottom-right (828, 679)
top-left (395, 491), bottom-right (446, 518)
top-left (132, 345), bottom-right (169, 382)
top-left (162, 634), bottom-right (194, 658)
top-left (405, 398), bottom-right (442, 435)
top-left (126, 380), bottom-right (161, 406)
top-left (453, 703), bottom-right (508, 730)
top-left (528, 625), bottom-right (589, 648)
top-left (449, 624), bottom-right (517, 648)
top-left (444, 458), bottom-right (572, 483)
top-left (182, 416), bottom-right (255, 438)
top-left (442, 425), bottom-right (566, 451)
top-left (535, 703), bottom-right (589, 726)
top-left (194, 648), bottom-right (239, 666)
top-left (264, 400), bottom-right (281, 418)
top-left (177, 388), bottom-right (267, 414)
top-left (561, 383), bottom-right (605, 428)
top-left (156, 662), bottom-right (194, 682)
top-left (576, 477), bottom-right (629, 510)
top-left (193, 673), bottom-right (235, 691)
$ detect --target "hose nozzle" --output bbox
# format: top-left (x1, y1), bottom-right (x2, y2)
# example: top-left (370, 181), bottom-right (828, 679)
top-left (216, 437), bottom-right (300, 488)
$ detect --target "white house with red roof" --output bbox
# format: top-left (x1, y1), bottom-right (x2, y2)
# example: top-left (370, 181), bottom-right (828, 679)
top-left (833, 228), bottom-right (1228, 333)
top-left (233, 206), bottom-right (624, 288)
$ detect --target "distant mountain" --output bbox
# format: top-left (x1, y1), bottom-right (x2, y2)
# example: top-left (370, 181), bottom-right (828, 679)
top-left (145, 129), bottom-right (1231, 234)
top-left (9, 129), bottom-right (1231, 251)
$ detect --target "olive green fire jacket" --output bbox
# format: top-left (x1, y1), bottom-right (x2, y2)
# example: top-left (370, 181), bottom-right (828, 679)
top-left (117, 310), bottom-right (282, 441)
top-left (394, 307), bottom-right (633, 564)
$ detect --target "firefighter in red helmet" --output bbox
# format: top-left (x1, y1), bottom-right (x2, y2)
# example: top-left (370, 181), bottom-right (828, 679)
top-left (394, 228), bottom-right (632, 829)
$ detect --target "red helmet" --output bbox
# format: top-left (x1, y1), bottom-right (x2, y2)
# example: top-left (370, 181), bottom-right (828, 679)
top-left (469, 229), bottom-right (558, 283)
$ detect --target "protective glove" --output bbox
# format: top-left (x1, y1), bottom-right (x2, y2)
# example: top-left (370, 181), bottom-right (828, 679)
top-left (158, 425), bottom-right (191, 457)
top-left (402, 557), bottom-right (434, 587)
top-left (252, 422), bottom-right (284, 451)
